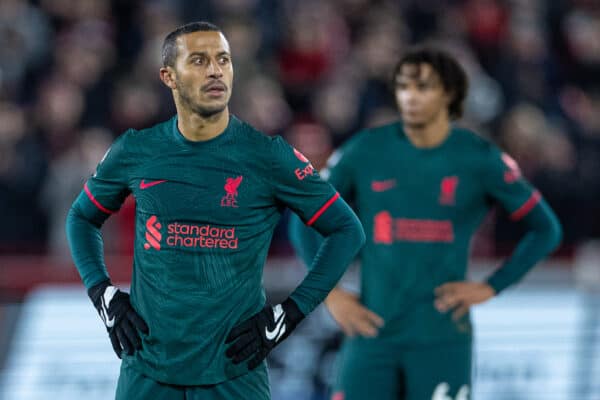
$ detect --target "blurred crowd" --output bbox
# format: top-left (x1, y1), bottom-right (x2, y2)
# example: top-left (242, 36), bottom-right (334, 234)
top-left (1, 0), bottom-right (599, 258)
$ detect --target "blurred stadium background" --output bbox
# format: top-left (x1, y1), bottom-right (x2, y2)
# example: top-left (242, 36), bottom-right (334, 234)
top-left (1, 0), bottom-right (599, 399)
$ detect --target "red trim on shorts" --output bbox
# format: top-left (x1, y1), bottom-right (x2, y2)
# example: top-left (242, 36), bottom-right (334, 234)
top-left (307, 192), bottom-right (340, 226)
top-left (84, 182), bottom-right (115, 214)
top-left (510, 191), bottom-right (541, 221)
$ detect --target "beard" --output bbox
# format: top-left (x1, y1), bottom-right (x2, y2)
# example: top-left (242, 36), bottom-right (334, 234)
top-left (176, 79), bottom-right (227, 118)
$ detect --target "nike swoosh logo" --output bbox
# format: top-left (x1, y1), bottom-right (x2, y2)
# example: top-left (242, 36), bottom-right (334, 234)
top-left (140, 179), bottom-right (167, 190)
top-left (101, 286), bottom-right (117, 328)
top-left (265, 309), bottom-right (286, 342)
top-left (371, 179), bottom-right (397, 192)
top-left (101, 303), bottom-right (115, 328)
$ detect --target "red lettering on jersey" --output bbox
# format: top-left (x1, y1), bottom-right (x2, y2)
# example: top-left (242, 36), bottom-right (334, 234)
top-left (502, 153), bottom-right (521, 183)
top-left (439, 176), bottom-right (458, 205)
top-left (292, 147), bottom-right (315, 180)
top-left (396, 219), bottom-right (454, 242)
top-left (294, 164), bottom-right (315, 180)
top-left (373, 212), bottom-right (455, 244)
top-left (158, 222), bottom-right (240, 249)
top-left (373, 211), bottom-right (393, 244)
top-left (221, 176), bottom-right (243, 207)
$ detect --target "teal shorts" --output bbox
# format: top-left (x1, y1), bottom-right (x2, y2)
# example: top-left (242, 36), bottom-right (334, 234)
top-left (331, 337), bottom-right (472, 400)
top-left (115, 362), bottom-right (270, 400)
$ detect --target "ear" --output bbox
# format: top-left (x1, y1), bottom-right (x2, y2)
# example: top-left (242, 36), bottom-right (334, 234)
top-left (160, 67), bottom-right (177, 90)
top-left (441, 89), bottom-right (455, 110)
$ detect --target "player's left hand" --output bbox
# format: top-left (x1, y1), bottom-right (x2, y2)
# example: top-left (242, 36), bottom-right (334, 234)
top-left (434, 281), bottom-right (496, 320)
top-left (225, 298), bottom-right (305, 370)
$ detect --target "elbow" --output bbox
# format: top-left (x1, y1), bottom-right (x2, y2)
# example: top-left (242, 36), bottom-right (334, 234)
top-left (548, 217), bottom-right (563, 253)
top-left (344, 210), bottom-right (366, 251)
top-left (358, 224), bottom-right (366, 248)
top-left (536, 213), bottom-right (563, 254)
top-left (334, 214), bottom-right (365, 254)
top-left (65, 204), bottom-right (78, 231)
top-left (66, 200), bottom-right (103, 231)
top-left (352, 220), bottom-right (366, 251)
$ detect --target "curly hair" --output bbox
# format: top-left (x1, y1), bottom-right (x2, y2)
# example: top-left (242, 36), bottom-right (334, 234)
top-left (392, 47), bottom-right (468, 120)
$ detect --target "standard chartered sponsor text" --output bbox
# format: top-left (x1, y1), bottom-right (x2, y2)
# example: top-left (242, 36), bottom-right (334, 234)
top-left (166, 222), bottom-right (238, 249)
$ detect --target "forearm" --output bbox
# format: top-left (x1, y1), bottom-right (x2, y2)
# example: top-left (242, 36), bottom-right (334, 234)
top-left (65, 192), bottom-right (111, 289)
top-left (487, 199), bottom-right (562, 293)
top-left (289, 199), bottom-right (366, 315)
top-left (288, 213), bottom-right (323, 269)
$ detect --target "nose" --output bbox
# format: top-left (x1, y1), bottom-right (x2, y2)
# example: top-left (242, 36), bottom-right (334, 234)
top-left (398, 88), bottom-right (418, 106)
top-left (206, 59), bottom-right (223, 79)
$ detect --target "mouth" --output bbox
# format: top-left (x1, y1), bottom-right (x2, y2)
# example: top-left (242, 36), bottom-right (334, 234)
top-left (203, 82), bottom-right (227, 96)
top-left (403, 108), bottom-right (421, 116)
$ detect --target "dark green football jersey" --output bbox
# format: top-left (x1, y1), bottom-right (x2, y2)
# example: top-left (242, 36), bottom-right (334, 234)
top-left (83, 115), bottom-right (337, 385)
top-left (320, 122), bottom-right (540, 344)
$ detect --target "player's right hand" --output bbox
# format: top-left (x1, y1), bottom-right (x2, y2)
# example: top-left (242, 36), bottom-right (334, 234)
top-left (88, 280), bottom-right (149, 359)
top-left (325, 288), bottom-right (384, 337)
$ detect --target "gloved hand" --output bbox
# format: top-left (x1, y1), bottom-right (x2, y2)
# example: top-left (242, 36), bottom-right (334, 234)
top-left (225, 298), bottom-right (304, 369)
top-left (88, 280), bottom-right (149, 358)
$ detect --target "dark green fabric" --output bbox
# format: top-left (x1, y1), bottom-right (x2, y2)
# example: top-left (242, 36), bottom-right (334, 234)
top-left (334, 337), bottom-right (472, 400)
top-left (290, 197), bottom-right (365, 315)
top-left (487, 198), bottom-right (562, 293)
top-left (65, 195), bottom-right (110, 288)
top-left (289, 122), bottom-right (562, 344)
top-left (66, 115), bottom-right (361, 385)
top-left (116, 361), bottom-right (270, 400)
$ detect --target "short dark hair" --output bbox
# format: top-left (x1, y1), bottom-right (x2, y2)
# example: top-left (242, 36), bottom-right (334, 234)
top-left (392, 47), bottom-right (468, 120)
top-left (162, 21), bottom-right (222, 67)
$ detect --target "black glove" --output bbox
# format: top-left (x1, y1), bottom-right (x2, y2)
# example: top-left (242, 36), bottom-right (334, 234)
top-left (88, 280), bottom-right (149, 359)
top-left (225, 298), bottom-right (305, 369)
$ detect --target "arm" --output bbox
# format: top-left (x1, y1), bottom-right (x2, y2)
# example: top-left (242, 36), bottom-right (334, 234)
top-left (288, 139), bottom-right (385, 337)
top-left (225, 139), bottom-right (365, 369)
top-left (65, 132), bottom-right (148, 358)
top-left (288, 144), bottom-right (357, 268)
top-left (435, 150), bottom-right (562, 319)
top-left (486, 197), bottom-right (562, 293)
top-left (66, 190), bottom-right (112, 289)
top-left (435, 199), bottom-right (562, 319)
top-left (288, 194), bottom-right (366, 315)
top-left (482, 150), bottom-right (563, 293)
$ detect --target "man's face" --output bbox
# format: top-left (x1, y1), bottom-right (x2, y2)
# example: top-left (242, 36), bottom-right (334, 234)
top-left (394, 63), bottom-right (451, 128)
top-left (172, 31), bottom-right (233, 117)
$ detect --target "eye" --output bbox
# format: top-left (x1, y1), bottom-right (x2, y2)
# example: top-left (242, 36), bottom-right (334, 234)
top-left (192, 57), bottom-right (206, 65)
top-left (219, 56), bottom-right (230, 65)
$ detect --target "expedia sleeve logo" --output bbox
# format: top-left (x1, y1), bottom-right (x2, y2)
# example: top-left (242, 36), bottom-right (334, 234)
top-left (501, 153), bottom-right (521, 183)
top-left (293, 148), bottom-right (315, 181)
top-left (143, 216), bottom-right (239, 250)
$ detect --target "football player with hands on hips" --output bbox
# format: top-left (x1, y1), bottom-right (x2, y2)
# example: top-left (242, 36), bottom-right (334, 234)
top-left (67, 21), bottom-right (365, 400)
top-left (289, 47), bottom-right (562, 400)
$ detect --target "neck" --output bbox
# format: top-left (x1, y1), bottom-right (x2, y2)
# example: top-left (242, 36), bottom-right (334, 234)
top-left (403, 111), bottom-right (451, 148)
top-left (176, 104), bottom-right (230, 142)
